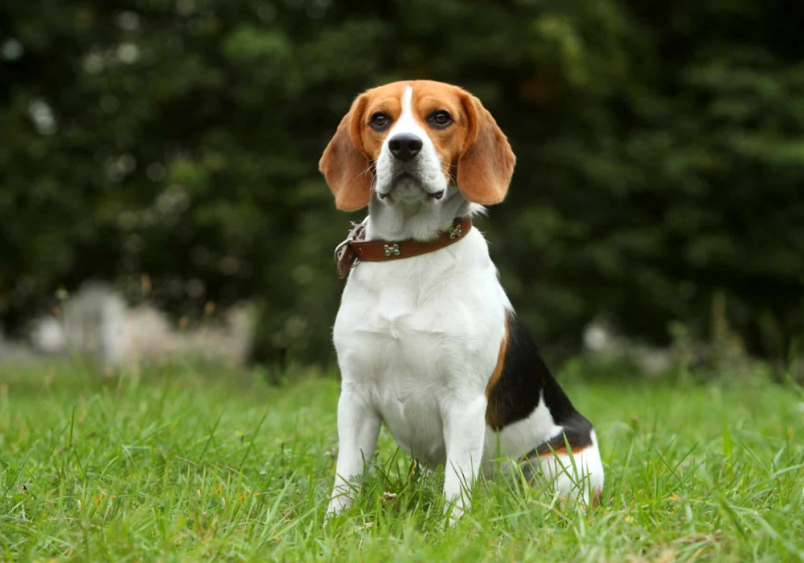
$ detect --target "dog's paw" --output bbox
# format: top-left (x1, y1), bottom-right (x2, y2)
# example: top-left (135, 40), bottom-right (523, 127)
top-left (324, 493), bottom-right (352, 525)
top-left (443, 497), bottom-right (468, 526)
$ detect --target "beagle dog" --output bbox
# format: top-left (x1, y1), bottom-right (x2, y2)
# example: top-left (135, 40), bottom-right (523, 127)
top-left (320, 80), bottom-right (603, 517)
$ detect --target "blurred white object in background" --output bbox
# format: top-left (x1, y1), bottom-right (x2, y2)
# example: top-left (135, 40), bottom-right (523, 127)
top-left (583, 318), bottom-right (673, 375)
top-left (583, 322), bottom-right (611, 353)
top-left (31, 283), bottom-right (125, 365)
top-left (27, 282), bottom-right (254, 367)
top-left (30, 317), bottom-right (67, 353)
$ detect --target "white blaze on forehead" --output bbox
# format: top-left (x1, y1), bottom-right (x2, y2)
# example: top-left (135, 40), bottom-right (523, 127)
top-left (386, 85), bottom-right (433, 149)
top-left (401, 85), bottom-right (413, 117)
top-left (389, 85), bottom-right (421, 137)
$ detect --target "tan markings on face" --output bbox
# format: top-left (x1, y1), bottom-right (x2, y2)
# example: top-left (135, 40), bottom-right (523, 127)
top-left (356, 81), bottom-right (471, 185)
top-left (358, 83), bottom-right (406, 162)
top-left (410, 83), bottom-right (470, 184)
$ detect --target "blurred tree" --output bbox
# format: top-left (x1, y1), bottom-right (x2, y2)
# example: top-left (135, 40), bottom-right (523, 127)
top-left (1, 0), bottom-right (802, 366)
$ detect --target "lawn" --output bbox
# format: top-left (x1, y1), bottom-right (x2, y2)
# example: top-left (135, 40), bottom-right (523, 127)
top-left (0, 361), bottom-right (803, 562)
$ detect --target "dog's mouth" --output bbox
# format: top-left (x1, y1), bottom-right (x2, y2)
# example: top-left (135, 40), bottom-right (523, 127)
top-left (377, 188), bottom-right (445, 201)
top-left (377, 173), bottom-right (445, 202)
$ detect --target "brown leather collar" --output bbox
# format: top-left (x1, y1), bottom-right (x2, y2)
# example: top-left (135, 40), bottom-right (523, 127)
top-left (335, 217), bottom-right (473, 279)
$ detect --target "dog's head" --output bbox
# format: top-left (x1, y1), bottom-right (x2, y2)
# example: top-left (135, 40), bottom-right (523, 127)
top-left (319, 80), bottom-right (516, 211)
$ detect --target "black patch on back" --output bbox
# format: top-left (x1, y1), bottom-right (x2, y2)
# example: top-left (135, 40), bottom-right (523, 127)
top-left (486, 313), bottom-right (593, 443)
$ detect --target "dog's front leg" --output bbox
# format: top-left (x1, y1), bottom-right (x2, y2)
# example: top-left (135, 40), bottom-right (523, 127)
top-left (442, 394), bottom-right (487, 519)
top-left (327, 388), bottom-right (381, 516)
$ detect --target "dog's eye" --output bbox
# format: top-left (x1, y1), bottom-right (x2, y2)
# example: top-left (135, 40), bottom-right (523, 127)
top-left (433, 111), bottom-right (451, 124)
top-left (370, 113), bottom-right (391, 131)
top-left (429, 110), bottom-right (453, 129)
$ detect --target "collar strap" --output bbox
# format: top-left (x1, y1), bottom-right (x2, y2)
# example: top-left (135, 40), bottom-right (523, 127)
top-left (335, 217), bottom-right (472, 279)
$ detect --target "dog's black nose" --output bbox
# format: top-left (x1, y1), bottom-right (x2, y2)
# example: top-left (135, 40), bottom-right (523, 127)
top-left (388, 133), bottom-right (423, 161)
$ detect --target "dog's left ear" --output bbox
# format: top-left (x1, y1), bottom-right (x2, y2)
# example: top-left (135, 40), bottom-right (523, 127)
top-left (319, 94), bottom-right (373, 212)
top-left (457, 93), bottom-right (516, 205)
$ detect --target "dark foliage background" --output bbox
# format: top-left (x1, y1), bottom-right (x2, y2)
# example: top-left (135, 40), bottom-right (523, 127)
top-left (2, 0), bottom-right (803, 366)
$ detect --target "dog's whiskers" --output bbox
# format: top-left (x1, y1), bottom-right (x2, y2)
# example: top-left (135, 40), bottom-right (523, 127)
top-left (439, 159), bottom-right (457, 185)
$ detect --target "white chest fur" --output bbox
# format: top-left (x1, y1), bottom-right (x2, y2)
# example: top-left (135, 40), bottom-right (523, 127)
top-left (333, 228), bottom-right (509, 466)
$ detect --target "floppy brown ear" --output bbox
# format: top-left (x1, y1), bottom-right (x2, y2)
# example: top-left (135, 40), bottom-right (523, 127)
top-left (319, 95), bottom-right (373, 211)
top-left (457, 94), bottom-right (516, 205)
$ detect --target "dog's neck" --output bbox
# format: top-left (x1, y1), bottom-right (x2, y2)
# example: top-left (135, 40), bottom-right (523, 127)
top-left (366, 186), bottom-right (476, 242)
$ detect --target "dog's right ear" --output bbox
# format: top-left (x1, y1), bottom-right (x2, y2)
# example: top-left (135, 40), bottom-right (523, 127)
top-left (319, 95), bottom-right (373, 212)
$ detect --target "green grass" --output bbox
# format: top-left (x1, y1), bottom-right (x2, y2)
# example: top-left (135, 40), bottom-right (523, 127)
top-left (1, 361), bottom-right (803, 562)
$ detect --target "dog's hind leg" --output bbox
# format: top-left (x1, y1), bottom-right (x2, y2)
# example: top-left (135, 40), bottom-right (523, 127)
top-left (521, 428), bottom-right (604, 506)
